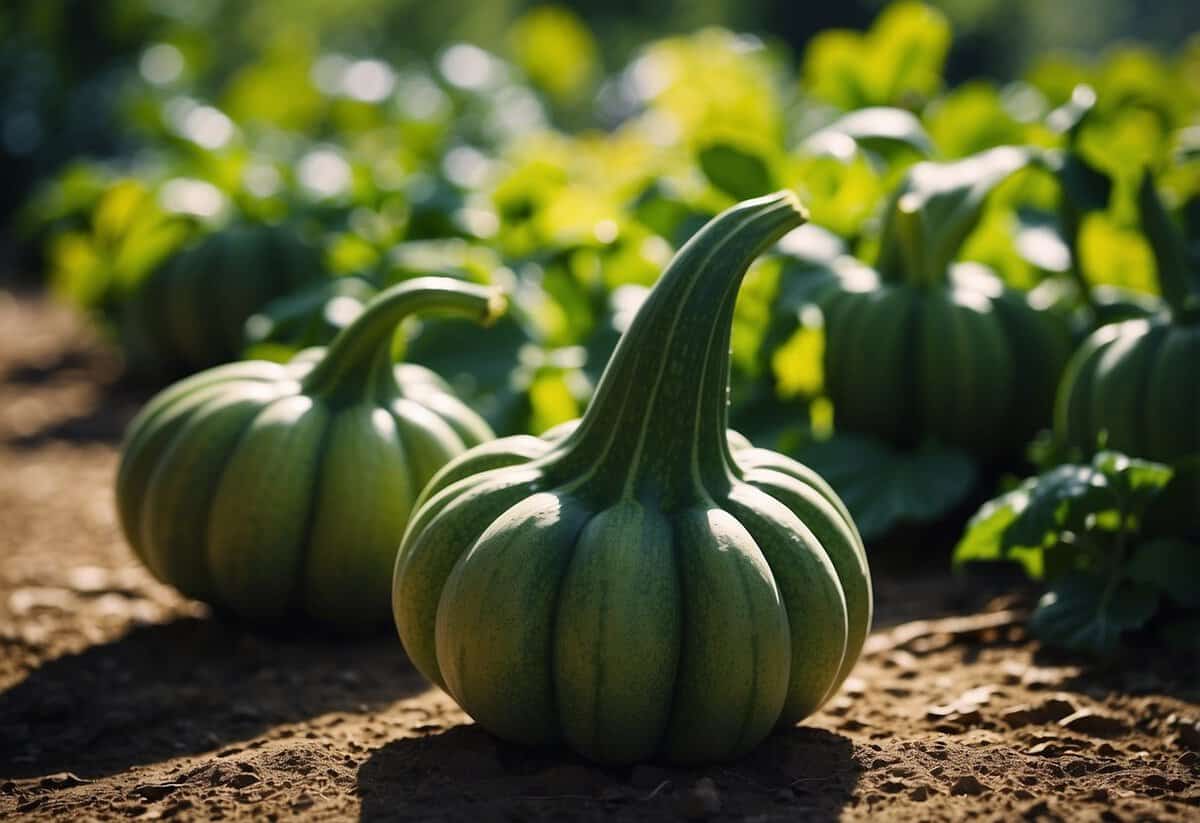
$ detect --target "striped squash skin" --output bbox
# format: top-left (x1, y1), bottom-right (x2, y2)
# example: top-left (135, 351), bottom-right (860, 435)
top-left (392, 193), bottom-right (872, 765)
top-left (121, 223), bottom-right (324, 377)
top-left (115, 279), bottom-right (504, 630)
top-left (816, 264), bottom-right (1071, 458)
top-left (1055, 316), bottom-right (1200, 530)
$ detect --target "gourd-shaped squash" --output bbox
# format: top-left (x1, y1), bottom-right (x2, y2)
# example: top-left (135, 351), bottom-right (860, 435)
top-left (122, 222), bottom-right (324, 376)
top-left (116, 278), bottom-right (506, 629)
top-left (392, 193), bottom-right (871, 764)
top-left (1056, 174), bottom-right (1200, 531)
top-left (804, 148), bottom-right (1072, 457)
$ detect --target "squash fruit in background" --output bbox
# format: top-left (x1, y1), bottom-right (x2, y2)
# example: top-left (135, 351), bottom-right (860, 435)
top-left (121, 222), bottom-right (325, 377)
top-left (1056, 173), bottom-right (1200, 534)
top-left (810, 147), bottom-right (1073, 459)
top-left (115, 277), bottom-right (505, 630)
top-left (392, 192), bottom-right (872, 764)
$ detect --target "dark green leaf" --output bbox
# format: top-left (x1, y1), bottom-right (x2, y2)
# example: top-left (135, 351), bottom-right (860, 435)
top-left (1054, 153), bottom-right (1113, 215)
top-left (798, 433), bottom-right (977, 540)
top-left (1091, 450), bottom-right (1174, 514)
top-left (1030, 573), bottom-right (1160, 656)
top-left (1126, 538), bottom-right (1200, 608)
top-left (698, 142), bottom-right (775, 202)
top-left (1001, 464), bottom-right (1111, 550)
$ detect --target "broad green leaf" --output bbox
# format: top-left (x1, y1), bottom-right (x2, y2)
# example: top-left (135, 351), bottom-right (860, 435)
top-left (244, 276), bottom-right (377, 357)
top-left (1002, 463), bottom-right (1112, 550)
top-left (954, 489), bottom-right (1034, 574)
top-left (924, 82), bottom-right (1027, 159)
top-left (1091, 450), bottom-right (1174, 516)
top-left (1126, 538), bottom-right (1200, 608)
top-left (1031, 573), bottom-right (1159, 656)
top-left (797, 433), bottom-right (977, 540)
top-left (803, 2), bottom-right (950, 111)
top-left (791, 153), bottom-right (887, 239)
top-left (507, 6), bottom-right (598, 103)
top-left (1078, 212), bottom-right (1157, 295)
top-left (771, 323), bottom-right (823, 399)
top-left (805, 107), bottom-right (933, 157)
top-left (1040, 151), bottom-right (1113, 216)
top-left (698, 142), bottom-right (776, 202)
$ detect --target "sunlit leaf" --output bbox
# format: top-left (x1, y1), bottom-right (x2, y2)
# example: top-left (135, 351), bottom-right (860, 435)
top-left (925, 82), bottom-right (1027, 159)
top-left (508, 5), bottom-right (598, 103)
top-left (698, 141), bottom-right (775, 201)
top-left (806, 107), bottom-right (933, 157)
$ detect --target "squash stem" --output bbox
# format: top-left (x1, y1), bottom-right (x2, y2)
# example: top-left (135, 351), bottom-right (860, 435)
top-left (555, 191), bottom-right (806, 505)
top-left (300, 277), bottom-right (506, 398)
top-left (1138, 171), bottom-right (1199, 321)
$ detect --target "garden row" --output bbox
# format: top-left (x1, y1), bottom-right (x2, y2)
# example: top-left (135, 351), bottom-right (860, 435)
top-left (17, 4), bottom-right (1200, 662)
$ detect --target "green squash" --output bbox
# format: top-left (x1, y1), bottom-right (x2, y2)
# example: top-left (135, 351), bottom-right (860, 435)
top-left (392, 192), bottom-right (871, 764)
top-left (116, 277), bottom-right (506, 630)
top-left (802, 148), bottom-right (1072, 458)
top-left (1056, 174), bottom-right (1200, 532)
top-left (121, 223), bottom-right (325, 377)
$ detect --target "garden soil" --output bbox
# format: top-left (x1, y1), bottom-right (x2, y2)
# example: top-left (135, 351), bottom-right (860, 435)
top-left (1, 290), bottom-right (1197, 822)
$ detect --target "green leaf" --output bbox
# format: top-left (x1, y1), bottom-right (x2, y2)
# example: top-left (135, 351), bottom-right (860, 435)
top-left (1046, 152), bottom-right (1113, 216)
top-left (698, 142), bottom-right (776, 202)
top-left (1091, 450), bottom-right (1174, 517)
top-left (1002, 464), bottom-right (1112, 549)
top-left (806, 107), bottom-right (933, 157)
top-left (797, 433), bottom-right (977, 540)
top-left (1030, 573), bottom-right (1160, 656)
top-left (1126, 539), bottom-right (1200, 608)
top-left (770, 323), bottom-right (823, 399)
top-left (507, 5), bottom-right (598, 103)
top-left (954, 489), bottom-right (1025, 568)
top-left (924, 81), bottom-right (1027, 159)
top-left (803, 1), bottom-right (950, 110)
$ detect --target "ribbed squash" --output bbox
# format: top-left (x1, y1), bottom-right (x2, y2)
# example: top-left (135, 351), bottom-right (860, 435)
top-left (116, 278), bottom-right (505, 630)
top-left (122, 223), bottom-right (324, 376)
top-left (392, 192), bottom-right (872, 764)
top-left (809, 148), bottom-right (1072, 457)
top-left (1056, 174), bottom-right (1200, 531)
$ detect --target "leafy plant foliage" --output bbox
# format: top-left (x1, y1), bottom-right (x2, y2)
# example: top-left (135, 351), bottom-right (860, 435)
top-left (955, 451), bottom-right (1197, 655)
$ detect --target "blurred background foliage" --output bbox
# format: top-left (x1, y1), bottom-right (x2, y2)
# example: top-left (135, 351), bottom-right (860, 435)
top-left (5, 0), bottom-right (1199, 455)
top-left (3, 0), bottom-right (1199, 652)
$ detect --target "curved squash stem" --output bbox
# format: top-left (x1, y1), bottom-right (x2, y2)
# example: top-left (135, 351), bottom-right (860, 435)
top-left (554, 191), bottom-right (807, 507)
top-left (299, 277), bottom-right (506, 399)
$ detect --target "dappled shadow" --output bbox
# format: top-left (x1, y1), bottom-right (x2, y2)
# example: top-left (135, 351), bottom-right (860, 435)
top-left (0, 616), bottom-right (426, 780)
top-left (357, 723), bottom-right (860, 822)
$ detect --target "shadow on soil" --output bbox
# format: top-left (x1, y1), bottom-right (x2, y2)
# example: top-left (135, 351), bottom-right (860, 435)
top-left (0, 616), bottom-right (426, 780)
top-left (357, 723), bottom-right (860, 822)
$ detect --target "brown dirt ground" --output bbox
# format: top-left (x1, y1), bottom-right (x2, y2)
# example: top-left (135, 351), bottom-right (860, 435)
top-left (0, 289), bottom-right (1197, 822)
